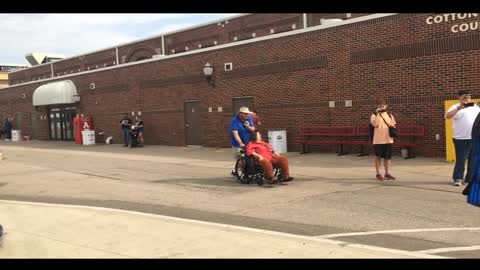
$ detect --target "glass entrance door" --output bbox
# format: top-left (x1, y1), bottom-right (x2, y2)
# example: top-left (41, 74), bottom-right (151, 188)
top-left (63, 107), bottom-right (76, 141)
top-left (49, 107), bottom-right (76, 141)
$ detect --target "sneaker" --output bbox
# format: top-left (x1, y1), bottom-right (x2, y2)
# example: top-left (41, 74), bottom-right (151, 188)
top-left (283, 176), bottom-right (294, 182)
top-left (266, 178), bottom-right (278, 185)
top-left (453, 180), bottom-right (462, 186)
top-left (376, 174), bottom-right (384, 181)
top-left (384, 173), bottom-right (396, 180)
top-left (231, 170), bottom-right (238, 177)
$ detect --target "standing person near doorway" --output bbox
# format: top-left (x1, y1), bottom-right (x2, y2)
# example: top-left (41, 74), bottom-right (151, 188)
top-left (230, 107), bottom-right (255, 176)
top-left (3, 118), bottom-right (12, 141)
top-left (371, 99), bottom-right (397, 181)
top-left (119, 113), bottom-right (132, 147)
top-left (445, 90), bottom-right (480, 186)
top-left (134, 116), bottom-right (144, 146)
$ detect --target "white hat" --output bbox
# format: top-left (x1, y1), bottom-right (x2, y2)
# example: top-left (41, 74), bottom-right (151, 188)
top-left (238, 107), bottom-right (251, 114)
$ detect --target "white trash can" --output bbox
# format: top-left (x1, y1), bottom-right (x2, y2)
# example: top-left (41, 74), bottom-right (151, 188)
top-left (268, 129), bottom-right (287, 154)
top-left (81, 130), bottom-right (95, 145)
top-left (11, 130), bottom-right (21, 142)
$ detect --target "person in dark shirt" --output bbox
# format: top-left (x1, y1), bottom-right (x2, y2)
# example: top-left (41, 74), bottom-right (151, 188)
top-left (3, 118), bottom-right (12, 141)
top-left (119, 113), bottom-right (132, 147)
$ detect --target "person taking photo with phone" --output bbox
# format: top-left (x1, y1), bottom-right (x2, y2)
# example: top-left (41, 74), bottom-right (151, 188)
top-left (371, 99), bottom-right (397, 181)
top-left (445, 90), bottom-right (480, 186)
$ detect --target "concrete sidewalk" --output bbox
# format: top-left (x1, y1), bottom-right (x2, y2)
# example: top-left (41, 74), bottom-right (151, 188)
top-left (0, 200), bottom-right (443, 258)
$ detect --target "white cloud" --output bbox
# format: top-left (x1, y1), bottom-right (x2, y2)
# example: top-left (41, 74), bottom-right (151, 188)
top-left (0, 13), bottom-right (238, 64)
top-left (46, 13), bottom-right (189, 25)
top-left (147, 23), bottom-right (196, 36)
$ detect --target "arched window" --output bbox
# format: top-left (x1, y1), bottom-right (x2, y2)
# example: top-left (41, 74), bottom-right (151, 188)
top-left (124, 47), bottom-right (156, 63)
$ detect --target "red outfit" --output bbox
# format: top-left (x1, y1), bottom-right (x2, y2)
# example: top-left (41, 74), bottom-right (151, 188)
top-left (247, 141), bottom-right (274, 161)
top-left (246, 141), bottom-right (290, 180)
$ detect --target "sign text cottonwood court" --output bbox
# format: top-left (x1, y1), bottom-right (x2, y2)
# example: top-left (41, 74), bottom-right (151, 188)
top-left (426, 13), bottom-right (479, 33)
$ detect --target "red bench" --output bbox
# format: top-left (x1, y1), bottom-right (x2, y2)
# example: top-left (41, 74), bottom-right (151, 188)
top-left (295, 126), bottom-right (356, 155)
top-left (354, 124), bottom-right (425, 158)
top-left (296, 124), bottom-right (425, 158)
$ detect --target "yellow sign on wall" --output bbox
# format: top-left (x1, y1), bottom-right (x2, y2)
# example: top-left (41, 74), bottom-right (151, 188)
top-left (445, 99), bottom-right (480, 162)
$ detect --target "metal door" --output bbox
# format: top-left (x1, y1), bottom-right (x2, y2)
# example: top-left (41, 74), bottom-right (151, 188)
top-left (184, 100), bottom-right (201, 145)
top-left (63, 107), bottom-right (76, 141)
top-left (232, 97), bottom-right (254, 116)
top-left (49, 108), bottom-right (63, 140)
top-left (48, 107), bottom-right (76, 141)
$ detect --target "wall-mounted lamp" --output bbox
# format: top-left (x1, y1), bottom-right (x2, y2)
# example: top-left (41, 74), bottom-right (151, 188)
top-left (203, 62), bottom-right (215, 87)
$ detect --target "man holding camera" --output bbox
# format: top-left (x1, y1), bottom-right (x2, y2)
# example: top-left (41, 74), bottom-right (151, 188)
top-left (445, 90), bottom-right (480, 186)
top-left (230, 107), bottom-right (255, 176)
top-left (119, 113), bottom-right (133, 147)
top-left (371, 99), bottom-right (397, 181)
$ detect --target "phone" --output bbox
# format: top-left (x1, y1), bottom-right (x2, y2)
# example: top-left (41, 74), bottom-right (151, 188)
top-left (465, 102), bottom-right (475, 107)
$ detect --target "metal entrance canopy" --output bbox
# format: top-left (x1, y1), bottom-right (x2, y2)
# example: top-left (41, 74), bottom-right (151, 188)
top-left (32, 80), bottom-right (80, 106)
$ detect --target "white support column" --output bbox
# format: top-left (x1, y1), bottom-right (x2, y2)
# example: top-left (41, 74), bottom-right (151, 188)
top-left (161, 36), bottom-right (165, 55)
top-left (115, 47), bottom-right (119, 65)
top-left (303, 13), bottom-right (307, 28)
top-left (50, 63), bottom-right (54, 77)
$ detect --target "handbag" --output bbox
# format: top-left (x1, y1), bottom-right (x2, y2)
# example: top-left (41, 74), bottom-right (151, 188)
top-left (379, 113), bottom-right (398, 138)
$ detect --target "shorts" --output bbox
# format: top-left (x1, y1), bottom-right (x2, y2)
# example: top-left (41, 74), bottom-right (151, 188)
top-left (374, 144), bottom-right (392, 160)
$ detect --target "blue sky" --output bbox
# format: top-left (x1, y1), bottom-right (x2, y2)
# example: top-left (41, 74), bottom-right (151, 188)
top-left (0, 14), bottom-right (240, 65)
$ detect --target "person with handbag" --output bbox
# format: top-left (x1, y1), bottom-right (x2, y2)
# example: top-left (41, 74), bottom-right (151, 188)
top-left (370, 99), bottom-right (397, 181)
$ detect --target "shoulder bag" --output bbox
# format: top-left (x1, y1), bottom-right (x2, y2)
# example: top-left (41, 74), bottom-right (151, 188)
top-left (379, 113), bottom-right (398, 138)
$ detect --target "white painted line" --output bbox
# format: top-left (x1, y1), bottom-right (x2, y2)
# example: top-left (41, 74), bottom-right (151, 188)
top-left (417, 245), bottom-right (480, 254)
top-left (0, 199), bottom-right (446, 258)
top-left (316, 228), bottom-right (480, 239)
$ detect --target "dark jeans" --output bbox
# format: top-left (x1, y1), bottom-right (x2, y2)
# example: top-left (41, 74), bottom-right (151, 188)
top-left (453, 138), bottom-right (473, 182)
top-left (122, 128), bottom-right (131, 146)
top-left (5, 129), bottom-right (11, 140)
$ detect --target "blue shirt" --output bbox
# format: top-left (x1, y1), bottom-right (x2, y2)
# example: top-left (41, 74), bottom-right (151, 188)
top-left (230, 115), bottom-right (254, 147)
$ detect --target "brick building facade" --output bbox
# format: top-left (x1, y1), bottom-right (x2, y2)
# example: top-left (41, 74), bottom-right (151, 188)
top-left (2, 13), bottom-right (479, 157)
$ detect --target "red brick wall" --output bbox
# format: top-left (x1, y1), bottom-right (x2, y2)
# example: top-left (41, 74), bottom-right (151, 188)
top-left (2, 13), bottom-right (480, 157)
